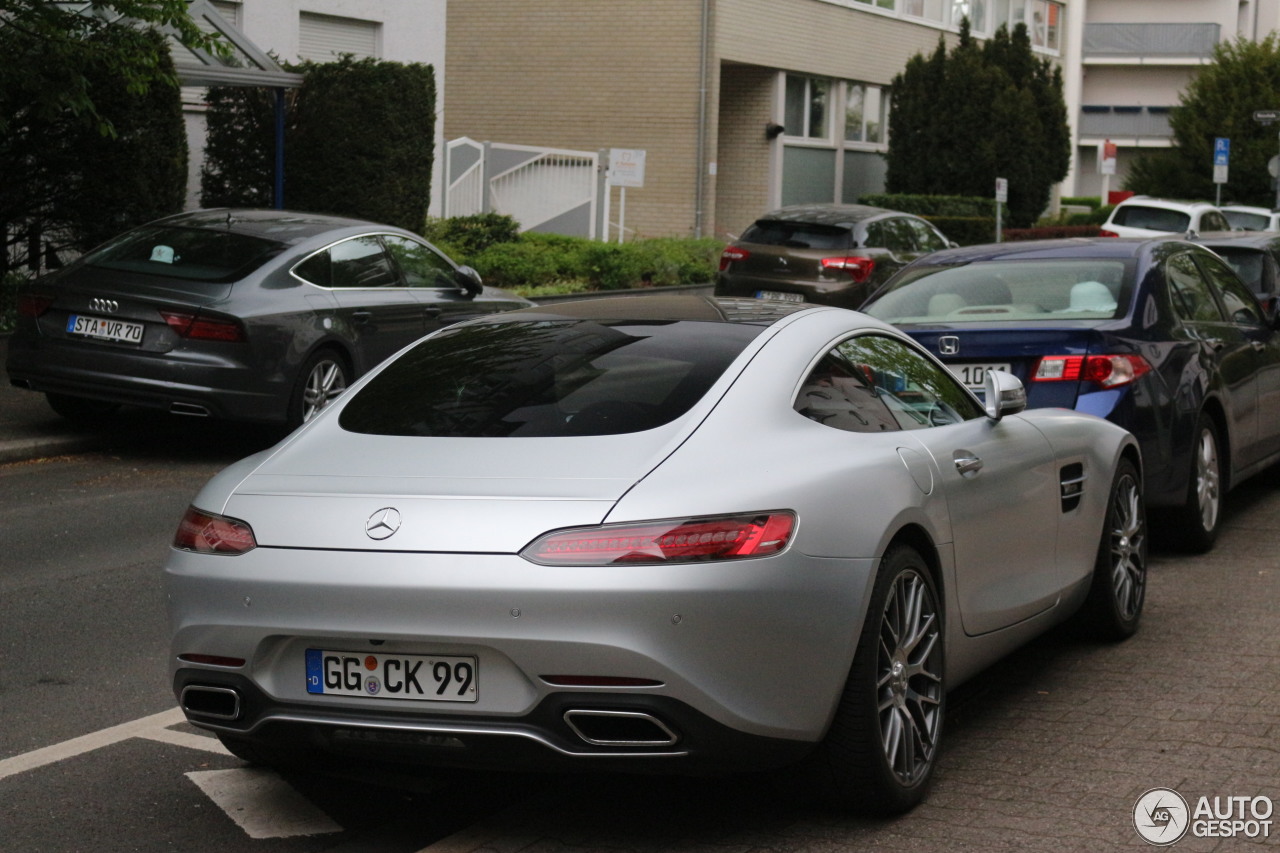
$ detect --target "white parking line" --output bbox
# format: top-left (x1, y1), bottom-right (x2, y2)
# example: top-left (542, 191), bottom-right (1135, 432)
top-left (186, 768), bottom-right (342, 838)
top-left (0, 707), bottom-right (187, 781)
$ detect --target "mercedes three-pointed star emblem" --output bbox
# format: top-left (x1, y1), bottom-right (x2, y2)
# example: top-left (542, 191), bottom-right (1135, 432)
top-left (365, 507), bottom-right (401, 540)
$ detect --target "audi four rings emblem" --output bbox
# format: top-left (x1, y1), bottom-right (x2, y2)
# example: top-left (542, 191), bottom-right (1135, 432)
top-left (89, 298), bottom-right (119, 313)
top-left (365, 507), bottom-right (401, 540)
top-left (939, 335), bottom-right (960, 355)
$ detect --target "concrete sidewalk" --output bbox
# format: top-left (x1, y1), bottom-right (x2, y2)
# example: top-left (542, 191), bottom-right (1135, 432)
top-left (0, 335), bottom-right (101, 464)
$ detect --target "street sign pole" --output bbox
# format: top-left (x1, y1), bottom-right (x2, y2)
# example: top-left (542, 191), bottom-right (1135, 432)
top-left (1213, 137), bottom-right (1230, 206)
top-left (994, 177), bottom-right (1007, 243)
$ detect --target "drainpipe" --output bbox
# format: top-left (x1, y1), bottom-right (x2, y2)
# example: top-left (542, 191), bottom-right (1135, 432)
top-left (694, 0), bottom-right (710, 239)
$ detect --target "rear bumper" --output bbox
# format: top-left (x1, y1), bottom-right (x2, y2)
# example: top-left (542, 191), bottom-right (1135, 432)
top-left (175, 669), bottom-right (813, 774)
top-left (5, 335), bottom-right (286, 422)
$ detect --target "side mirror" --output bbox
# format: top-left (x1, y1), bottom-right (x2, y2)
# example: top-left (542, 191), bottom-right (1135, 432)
top-left (983, 369), bottom-right (1027, 421)
top-left (455, 265), bottom-right (483, 299)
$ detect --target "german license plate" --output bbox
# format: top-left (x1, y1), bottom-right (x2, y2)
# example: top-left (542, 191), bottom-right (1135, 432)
top-left (756, 290), bottom-right (804, 303)
top-left (305, 649), bottom-right (477, 702)
top-left (948, 363), bottom-right (1012, 389)
top-left (66, 314), bottom-right (144, 344)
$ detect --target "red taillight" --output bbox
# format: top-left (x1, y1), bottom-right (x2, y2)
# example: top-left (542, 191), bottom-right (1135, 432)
top-left (821, 256), bottom-right (876, 283)
top-left (719, 246), bottom-right (750, 272)
top-left (1098, 229), bottom-right (1120, 238)
top-left (17, 293), bottom-right (53, 317)
top-left (160, 310), bottom-right (246, 342)
top-left (521, 511), bottom-right (795, 566)
top-left (1033, 354), bottom-right (1151, 388)
top-left (173, 506), bottom-right (257, 555)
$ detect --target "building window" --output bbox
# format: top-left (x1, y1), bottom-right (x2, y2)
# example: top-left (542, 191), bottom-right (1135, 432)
top-left (990, 0), bottom-right (1061, 49)
top-left (852, 0), bottom-right (896, 10)
top-left (298, 12), bottom-right (380, 62)
top-left (845, 84), bottom-right (887, 144)
top-left (785, 75), bottom-right (831, 140)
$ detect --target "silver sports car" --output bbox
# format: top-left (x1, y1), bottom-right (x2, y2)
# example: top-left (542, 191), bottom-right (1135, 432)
top-left (166, 294), bottom-right (1146, 814)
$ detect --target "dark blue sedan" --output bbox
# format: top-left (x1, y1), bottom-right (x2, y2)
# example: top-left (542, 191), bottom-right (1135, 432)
top-left (862, 237), bottom-right (1280, 552)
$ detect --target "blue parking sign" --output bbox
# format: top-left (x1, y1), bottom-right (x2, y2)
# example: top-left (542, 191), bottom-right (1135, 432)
top-left (1215, 137), bottom-right (1230, 166)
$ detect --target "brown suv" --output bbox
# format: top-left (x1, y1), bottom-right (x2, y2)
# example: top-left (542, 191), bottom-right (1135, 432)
top-left (714, 204), bottom-right (952, 309)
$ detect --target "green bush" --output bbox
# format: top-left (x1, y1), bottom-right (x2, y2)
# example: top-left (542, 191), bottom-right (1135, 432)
top-left (931, 216), bottom-right (999, 246)
top-left (287, 57), bottom-right (436, 232)
top-left (1060, 196), bottom-right (1102, 210)
top-left (422, 214), bottom-right (520, 259)
top-left (859, 193), bottom-right (997, 218)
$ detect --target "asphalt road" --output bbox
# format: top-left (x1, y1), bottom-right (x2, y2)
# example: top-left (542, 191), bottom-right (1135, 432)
top-left (1, 389), bottom-right (1278, 850)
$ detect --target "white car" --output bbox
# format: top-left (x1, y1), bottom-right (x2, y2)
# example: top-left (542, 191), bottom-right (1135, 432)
top-left (1100, 197), bottom-right (1232, 238)
top-left (1220, 204), bottom-right (1280, 232)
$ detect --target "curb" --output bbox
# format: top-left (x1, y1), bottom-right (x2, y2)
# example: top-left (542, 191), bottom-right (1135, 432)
top-left (0, 434), bottom-right (100, 465)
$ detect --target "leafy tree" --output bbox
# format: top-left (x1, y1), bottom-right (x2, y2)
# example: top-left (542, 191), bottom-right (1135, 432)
top-left (1125, 35), bottom-right (1280, 205)
top-left (886, 21), bottom-right (1070, 227)
top-left (286, 56), bottom-right (436, 232)
top-left (0, 0), bottom-right (220, 138)
top-left (2, 27), bottom-right (188, 266)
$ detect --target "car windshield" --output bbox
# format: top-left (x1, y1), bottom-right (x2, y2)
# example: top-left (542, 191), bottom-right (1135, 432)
top-left (339, 318), bottom-right (763, 437)
top-left (864, 259), bottom-right (1132, 323)
top-left (82, 225), bottom-right (287, 283)
top-left (1112, 205), bottom-right (1190, 232)
top-left (1223, 210), bottom-right (1270, 231)
top-left (740, 221), bottom-right (852, 250)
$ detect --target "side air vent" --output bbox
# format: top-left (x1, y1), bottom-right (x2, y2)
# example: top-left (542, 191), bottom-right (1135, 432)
top-left (1060, 462), bottom-right (1086, 512)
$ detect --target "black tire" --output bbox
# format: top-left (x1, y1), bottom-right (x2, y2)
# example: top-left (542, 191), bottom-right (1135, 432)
top-left (45, 392), bottom-right (119, 422)
top-left (1078, 458), bottom-right (1147, 641)
top-left (801, 544), bottom-right (944, 815)
top-left (288, 349), bottom-right (349, 428)
top-left (1175, 413), bottom-right (1222, 553)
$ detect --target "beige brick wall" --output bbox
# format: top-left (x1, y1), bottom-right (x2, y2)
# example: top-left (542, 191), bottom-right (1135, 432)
top-left (714, 63), bottom-right (776, 238)
top-left (446, 0), bottom-right (960, 240)
top-left (446, 0), bottom-right (708, 239)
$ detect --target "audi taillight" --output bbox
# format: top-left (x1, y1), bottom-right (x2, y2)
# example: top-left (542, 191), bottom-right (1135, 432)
top-left (173, 506), bottom-right (257, 555)
top-left (821, 256), bottom-right (876, 283)
top-left (160, 310), bottom-right (246, 342)
top-left (1098, 229), bottom-right (1120, 238)
top-left (521, 511), bottom-right (795, 566)
top-left (1033, 354), bottom-right (1151, 388)
top-left (18, 293), bottom-right (53, 317)
top-left (719, 246), bottom-right (750, 272)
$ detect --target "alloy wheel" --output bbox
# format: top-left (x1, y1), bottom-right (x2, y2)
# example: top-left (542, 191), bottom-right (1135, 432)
top-left (877, 569), bottom-right (943, 786)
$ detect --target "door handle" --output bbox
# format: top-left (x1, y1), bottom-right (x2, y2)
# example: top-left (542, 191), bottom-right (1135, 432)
top-left (423, 306), bottom-right (442, 319)
top-left (351, 310), bottom-right (372, 323)
top-left (954, 454), bottom-right (982, 477)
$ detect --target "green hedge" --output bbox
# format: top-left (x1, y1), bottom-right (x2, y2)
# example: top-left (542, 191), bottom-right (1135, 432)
top-left (1003, 224), bottom-right (1103, 241)
top-left (859, 193), bottom-right (997, 217)
top-left (459, 231), bottom-right (723, 294)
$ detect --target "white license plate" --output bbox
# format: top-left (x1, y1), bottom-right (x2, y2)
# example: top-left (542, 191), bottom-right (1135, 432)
top-left (305, 649), bottom-right (477, 702)
top-left (948, 363), bottom-right (1012, 389)
top-left (757, 290), bottom-right (804, 303)
top-left (66, 314), bottom-right (144, 344)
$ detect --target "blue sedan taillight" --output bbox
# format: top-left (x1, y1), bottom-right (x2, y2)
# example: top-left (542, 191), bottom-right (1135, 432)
top-left (1033, 354), bottom-right (1152, 389)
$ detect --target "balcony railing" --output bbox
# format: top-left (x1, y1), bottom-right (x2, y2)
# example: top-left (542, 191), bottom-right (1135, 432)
top-left (1078, 107), bottom-right (1174, 140)
top-left (1083, 23), bottom-right (1220, 60)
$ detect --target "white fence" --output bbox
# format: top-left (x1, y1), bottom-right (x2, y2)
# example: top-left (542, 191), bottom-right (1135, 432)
top-left (443, 138), bottom-right (601, 239)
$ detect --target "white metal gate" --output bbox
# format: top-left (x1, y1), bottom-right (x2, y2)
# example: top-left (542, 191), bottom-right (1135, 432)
top-left (443, 138), bottom-right (600, 239)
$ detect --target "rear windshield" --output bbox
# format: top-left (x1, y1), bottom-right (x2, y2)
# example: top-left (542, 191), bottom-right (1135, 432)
top-left (740, 221), bottom-right (853, 250)
top-left (339, 318), bottom-right (763, 437)
top-left (1223, 210), bottom-right (1270, 231)
top-left (864, 259), bottom-right (1133, 324)
top-left (1112, 205), bottom-right (1190, 233)
top-left (1209, 247), bottom-right (1265, 292)
top-left (82, 225), bottom-right (287, 283)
